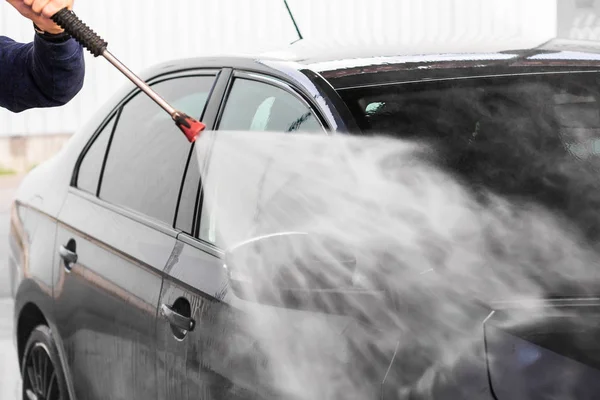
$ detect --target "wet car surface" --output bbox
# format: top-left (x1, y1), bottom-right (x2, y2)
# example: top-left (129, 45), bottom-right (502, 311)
top-left (9, 38), bottom-right (600, 399)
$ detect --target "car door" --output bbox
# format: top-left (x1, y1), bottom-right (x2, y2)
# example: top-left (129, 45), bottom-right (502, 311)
top-left (52, 71), bottom-right (219, 400)
top-left (155, 72), bottom-right (328, 399)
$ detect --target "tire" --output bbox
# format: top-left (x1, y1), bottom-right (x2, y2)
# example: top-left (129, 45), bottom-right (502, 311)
top-left (21, 325), bottom-right (70, 400)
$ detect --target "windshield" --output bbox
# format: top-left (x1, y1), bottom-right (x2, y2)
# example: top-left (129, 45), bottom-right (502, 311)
top-left (338, 72), bottom-right (600, 160)
top-left (337, 71), bottom-right (600, 247)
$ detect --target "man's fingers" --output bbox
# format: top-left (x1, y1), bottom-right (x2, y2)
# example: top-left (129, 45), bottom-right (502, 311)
top-left (5, 0), bottom-right (35, 18)
top-left (31, 0), bottom-right (50, 14)
top-left (6, 0), bottom-right (74, 32)
top-left (41, 0), bottom-right (72, 18)
top-left (5, 0), bottom-right (69, 17)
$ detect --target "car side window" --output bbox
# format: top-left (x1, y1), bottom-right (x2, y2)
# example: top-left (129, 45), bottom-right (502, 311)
top-left (218, 78), bottom-right (324, 132)
top-left (99, 75), bottom-right (216, 225)
top-left (76, 115), bottom-right (116, 195)
top-left (198, 77), bottom-right (325, 246)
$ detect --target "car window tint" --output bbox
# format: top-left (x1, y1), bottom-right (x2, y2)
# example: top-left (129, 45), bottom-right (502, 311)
top-left (218, 78), bottom-right (324, 133)
top-left (199, 78), bottom-right (325, 246)
top-left (77, 115), bottom-right (116, 195)
top-left (100, 75), bottom-right (215, 225)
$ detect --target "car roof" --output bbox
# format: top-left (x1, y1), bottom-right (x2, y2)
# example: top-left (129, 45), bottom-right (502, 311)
top-left (261, 37), bottom-right (550, 64)
top-left (140, 38), bottom-right (600, 90)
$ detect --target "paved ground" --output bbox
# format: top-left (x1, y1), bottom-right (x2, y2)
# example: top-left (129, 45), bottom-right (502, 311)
top-left (0, 175), bottom-right (22, 400)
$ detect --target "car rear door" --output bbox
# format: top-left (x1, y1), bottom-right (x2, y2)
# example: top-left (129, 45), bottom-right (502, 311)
top-left (52, 71), bottom-right (219, 400)
top-left (155, 71), bottom-right (328, 399)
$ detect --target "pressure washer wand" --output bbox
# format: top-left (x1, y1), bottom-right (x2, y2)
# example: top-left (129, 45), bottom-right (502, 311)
top-left (51, 8), bottom-right (205, 143)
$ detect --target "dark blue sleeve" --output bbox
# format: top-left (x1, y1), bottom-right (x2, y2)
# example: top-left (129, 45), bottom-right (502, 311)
top-left (0, 35), bottom-right (85, 113)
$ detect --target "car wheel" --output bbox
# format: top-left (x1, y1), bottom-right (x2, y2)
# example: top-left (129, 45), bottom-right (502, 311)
top-left (21, 325), bottom-right (69, 400)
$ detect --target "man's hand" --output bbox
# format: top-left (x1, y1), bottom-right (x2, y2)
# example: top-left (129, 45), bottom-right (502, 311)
top-left (6, 0), bottom-right (74, 35)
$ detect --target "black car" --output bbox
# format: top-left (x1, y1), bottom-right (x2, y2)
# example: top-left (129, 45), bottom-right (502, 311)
top-left (9, 38), bottom-right (600, 400)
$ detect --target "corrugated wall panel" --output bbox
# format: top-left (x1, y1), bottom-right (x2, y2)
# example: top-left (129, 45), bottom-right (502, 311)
top-left (0, 0), bottom-right (556, 137)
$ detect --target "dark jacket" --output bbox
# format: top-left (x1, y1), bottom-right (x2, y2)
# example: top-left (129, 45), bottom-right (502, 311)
top-left (0, 34), bottom-right (85, 113)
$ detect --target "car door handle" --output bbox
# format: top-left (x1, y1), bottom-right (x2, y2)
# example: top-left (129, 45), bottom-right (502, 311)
top-left (160, 304), bottom-right (195, 332)
top-left (59, 243), bottom-right (78, 271)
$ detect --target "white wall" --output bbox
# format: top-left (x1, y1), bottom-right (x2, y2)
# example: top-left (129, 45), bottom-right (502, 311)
top-left (0, 0), bottom-right (557, 137)
top-left (558, 0), bottom-right (600, 39)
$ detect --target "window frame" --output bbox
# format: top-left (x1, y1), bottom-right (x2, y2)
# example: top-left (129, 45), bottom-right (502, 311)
top-left (189, 70), bottom-right (331, 251)
top-left (70, 68), bottom-right (221, 235)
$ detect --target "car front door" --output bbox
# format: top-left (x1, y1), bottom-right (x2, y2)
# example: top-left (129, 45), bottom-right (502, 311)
top-left (155, 71), bottom-right (327, 399)
top-left (52, 71), bottom-right (219, 400)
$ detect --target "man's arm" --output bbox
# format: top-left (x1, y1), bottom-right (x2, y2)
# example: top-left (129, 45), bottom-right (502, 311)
top-left (2, 0), bottom-right (84, 112)
top-left (0, 34), bottom-right (85, 113)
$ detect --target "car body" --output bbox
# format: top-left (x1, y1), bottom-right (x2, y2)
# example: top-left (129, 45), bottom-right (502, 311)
top-left (9, 37), bottom-right (600, 400)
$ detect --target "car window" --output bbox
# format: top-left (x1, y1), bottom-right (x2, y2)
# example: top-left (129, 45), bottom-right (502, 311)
top-left (198, 132), bottom-right (307, 248)
top-left (199, 77), bottom-right (325, 246)
top-left (76, 115), bottom-right (116, 195)
top-left (218, 78), bottom-right (324, 133)
top-left (99, 75), bottom-right (216, 225)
